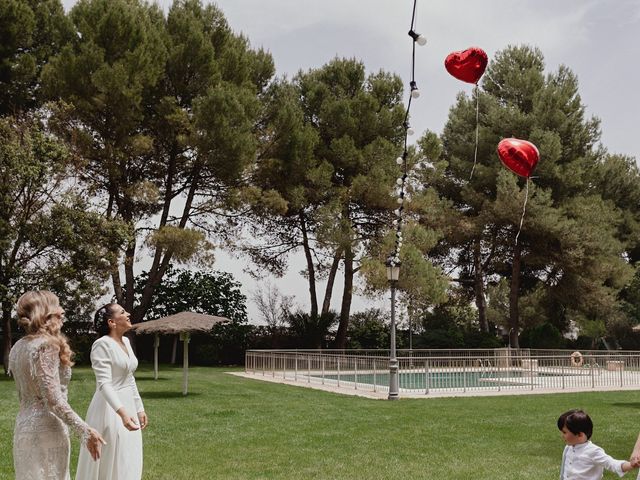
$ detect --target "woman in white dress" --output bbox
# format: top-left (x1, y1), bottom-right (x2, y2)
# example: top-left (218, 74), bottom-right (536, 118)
top-left (76, 303), bottom-right (148, 480)
top-left (9, 290), bottom-right (105, 479)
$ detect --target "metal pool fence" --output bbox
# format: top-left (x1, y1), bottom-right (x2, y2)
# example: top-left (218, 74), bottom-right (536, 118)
top-left (244, 348), bottom-right (640, 396)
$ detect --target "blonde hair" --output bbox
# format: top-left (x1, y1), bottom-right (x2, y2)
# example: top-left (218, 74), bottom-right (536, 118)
top-left (17, 290), bottom-right (74, 367)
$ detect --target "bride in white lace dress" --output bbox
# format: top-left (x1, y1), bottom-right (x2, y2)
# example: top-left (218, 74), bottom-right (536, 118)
top-left (8, 290), bottom-right (105, 480)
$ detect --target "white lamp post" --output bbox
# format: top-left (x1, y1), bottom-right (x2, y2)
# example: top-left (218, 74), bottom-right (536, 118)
top-left (386, 256), bottom-right (400, 400)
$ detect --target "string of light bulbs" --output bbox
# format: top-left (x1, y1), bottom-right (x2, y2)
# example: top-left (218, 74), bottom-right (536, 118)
top-left (389, 0), bottom-right (426, 268)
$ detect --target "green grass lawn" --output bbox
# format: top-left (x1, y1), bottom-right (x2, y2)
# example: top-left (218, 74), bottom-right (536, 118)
top-left (2, 364), bottom-right (640, 479)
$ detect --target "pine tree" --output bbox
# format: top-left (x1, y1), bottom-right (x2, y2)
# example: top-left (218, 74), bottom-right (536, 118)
top-left (250, 58), bottom-right (448, 347)
top-left (41, 0), bottom-right (274, 323)
top-left (423, 45), bottom-right (634, 347)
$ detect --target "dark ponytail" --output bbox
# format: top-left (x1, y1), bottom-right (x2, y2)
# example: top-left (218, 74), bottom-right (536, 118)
top-left (94, 303), bottom-right (115, 337)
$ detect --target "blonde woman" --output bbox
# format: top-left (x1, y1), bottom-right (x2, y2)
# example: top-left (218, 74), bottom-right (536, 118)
top-left (76, 303), bottom-right (147, 480)
top-left (8, 290), bottom-right (105, 479)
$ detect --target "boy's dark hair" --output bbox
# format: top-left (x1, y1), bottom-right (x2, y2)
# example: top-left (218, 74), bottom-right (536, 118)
top-left (557, 409), bottom-right (593, 439)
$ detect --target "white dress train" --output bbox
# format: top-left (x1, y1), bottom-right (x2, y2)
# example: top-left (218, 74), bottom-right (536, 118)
top-left (76, 336), bottom-right (144, 480)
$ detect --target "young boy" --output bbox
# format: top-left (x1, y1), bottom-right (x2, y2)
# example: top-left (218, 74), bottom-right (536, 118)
top-left (558, 409), bottom-right (634, 479)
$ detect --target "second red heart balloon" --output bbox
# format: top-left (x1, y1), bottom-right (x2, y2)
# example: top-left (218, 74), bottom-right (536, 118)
top-left (444, 47), bottom-right (488, 84)
top-left (497, 138), bottom-right (540, 178)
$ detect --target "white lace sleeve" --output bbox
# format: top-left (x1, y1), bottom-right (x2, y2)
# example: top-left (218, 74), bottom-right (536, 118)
top-left (91, 340), bottom-right (124, 412)
top-left (7, 348), bottom-right (13, 377)
top-left (32, 342), bottom-right (91, 441)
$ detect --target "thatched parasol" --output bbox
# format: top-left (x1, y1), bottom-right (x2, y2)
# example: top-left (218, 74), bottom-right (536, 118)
top-left (132, 312), bottom-right (228, 395)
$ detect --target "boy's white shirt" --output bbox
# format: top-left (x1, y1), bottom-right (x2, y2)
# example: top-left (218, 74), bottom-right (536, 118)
top-left (561, 440), bottom-right (626, 480)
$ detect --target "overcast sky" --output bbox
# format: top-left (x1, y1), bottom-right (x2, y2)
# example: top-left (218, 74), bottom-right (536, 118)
top-left (61, 0), bottom-right (640, 322)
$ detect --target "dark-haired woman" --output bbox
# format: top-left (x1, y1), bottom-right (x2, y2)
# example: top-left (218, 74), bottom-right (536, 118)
top-left (9, 290), bottom-right (105, 479)
top-left (76, 303), bottom-right (147, 480)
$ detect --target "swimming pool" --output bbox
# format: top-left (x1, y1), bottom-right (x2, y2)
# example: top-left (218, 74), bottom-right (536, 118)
top-left (244, 349), bottom-right (640, 397)
top-left (317, 370), bottom-right (559, 389)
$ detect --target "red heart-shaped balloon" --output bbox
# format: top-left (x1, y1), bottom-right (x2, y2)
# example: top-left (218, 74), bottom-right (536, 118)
top-left (497, 138), bottom-right (540, 178)
top-left (445, 47), bottom-right (488, 84)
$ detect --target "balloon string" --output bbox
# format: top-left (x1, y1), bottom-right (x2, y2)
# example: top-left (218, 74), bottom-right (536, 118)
top-left (469, 84), bottom-right (480, 180)
top-left (515, 178), bottom-right (529, 245)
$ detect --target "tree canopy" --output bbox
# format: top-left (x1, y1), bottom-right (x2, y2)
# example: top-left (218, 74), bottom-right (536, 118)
top-left (135, 266), bottom-right (247, 324)
top-left (41, 0), bottom-right (274, 324)
top-left (420, 45), bottom-right (640, 347)
top-left (2, 2), bottom-right (639, 361)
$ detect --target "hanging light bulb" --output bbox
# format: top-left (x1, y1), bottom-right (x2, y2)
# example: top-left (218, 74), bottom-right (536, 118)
top-left (410, 81), bottom-right (420, 99)
top-left (393, 14), bottom-right (425, 256)
top-left (403, 121), bottom-right (415, 136)
top-left (408, 30), bottom-right (427, 46)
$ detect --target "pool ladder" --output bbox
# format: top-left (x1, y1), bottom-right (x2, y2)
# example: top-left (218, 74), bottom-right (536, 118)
top-left (476, 358), bottom-right (493, 378)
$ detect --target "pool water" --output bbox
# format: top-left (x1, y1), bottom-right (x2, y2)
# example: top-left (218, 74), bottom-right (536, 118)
top-left (317, 370), bottom-right (555, 389)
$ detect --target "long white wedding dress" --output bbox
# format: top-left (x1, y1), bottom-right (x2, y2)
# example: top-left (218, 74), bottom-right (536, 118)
top-left (9, 336), bottom-right (91, 480)
top-left (76, 336), bottom-right (144, 480)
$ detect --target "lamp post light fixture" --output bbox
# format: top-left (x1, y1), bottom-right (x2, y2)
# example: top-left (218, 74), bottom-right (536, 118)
top-left (386, 256), bottom-right (401, 400)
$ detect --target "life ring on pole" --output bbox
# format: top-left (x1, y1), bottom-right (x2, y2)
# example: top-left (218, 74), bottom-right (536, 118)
top-left (570, 351), bottom-right (584, 367)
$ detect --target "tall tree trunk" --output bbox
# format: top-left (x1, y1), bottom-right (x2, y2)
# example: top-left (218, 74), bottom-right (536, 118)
top-left (124, 155), bottom-right (183, 352)
top-left (2, 302), bottom-right (11, 375)
top-left (133, 251), bottom-right (173, 324)
top-left (112, 267), bottom-right (124, 305)
top-left (321, 248), bottom-right (342, 315)
top-left (131, 164), bottom-right (198, 324)
top-left (300, 212), bottom-right (318, 319)
top-left (473, 238), bottom-right (488, 333)
top-left (509, 242), bottom-right (521, 349)
top-left (334, 245), bottom-right (353, 349)
top-left (123, 237), bottom-right (137, 314)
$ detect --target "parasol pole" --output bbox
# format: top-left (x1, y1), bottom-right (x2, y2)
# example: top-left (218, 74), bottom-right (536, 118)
top-left (181, 331), bottom-right (190, 395)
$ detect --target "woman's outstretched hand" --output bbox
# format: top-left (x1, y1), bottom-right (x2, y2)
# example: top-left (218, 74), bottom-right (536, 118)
top-left (86, 427), bottom-right (107, 461)
top-left (116, 408), bottom-right (140, 431)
